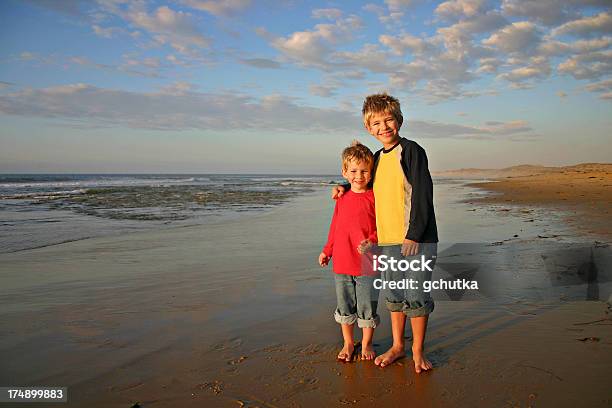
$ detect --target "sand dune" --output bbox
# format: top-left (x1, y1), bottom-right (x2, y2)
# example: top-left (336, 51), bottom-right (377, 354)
top-left (433, 162), bottom-right (612, 179)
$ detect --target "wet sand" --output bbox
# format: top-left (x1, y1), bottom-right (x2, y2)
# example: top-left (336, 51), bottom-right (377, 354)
top-left (1, 188), bottom-right (611, 407)
top-left (466, 163), bottom-right (612, 239)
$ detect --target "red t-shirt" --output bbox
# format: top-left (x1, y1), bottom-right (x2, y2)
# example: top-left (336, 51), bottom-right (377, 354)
top-left (322, 189), bottom-right (377, 276)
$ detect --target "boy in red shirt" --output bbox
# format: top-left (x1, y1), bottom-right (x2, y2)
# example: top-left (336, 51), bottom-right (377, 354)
top-left (319, 141), bottom-right (379, 362)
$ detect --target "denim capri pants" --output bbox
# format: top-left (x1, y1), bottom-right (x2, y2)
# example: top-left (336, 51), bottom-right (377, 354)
top-left (379, 243), bottom-right (437, 317)
top-left (334, 273), bottom-right (380, 328)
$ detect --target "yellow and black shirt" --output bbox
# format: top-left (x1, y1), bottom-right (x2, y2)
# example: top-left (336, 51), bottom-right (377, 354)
top-left (372, 137), bottom-right (438, 245)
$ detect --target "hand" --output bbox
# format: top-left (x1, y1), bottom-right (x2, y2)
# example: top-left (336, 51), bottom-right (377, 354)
top-left (319, 252), bottom-right (330, 267)
top-left (401, 239), bottom-right (419, 256)
top-left (331, 185), bottom-right (345, 200)
top-left (357, 239), bottom-right (373, 254)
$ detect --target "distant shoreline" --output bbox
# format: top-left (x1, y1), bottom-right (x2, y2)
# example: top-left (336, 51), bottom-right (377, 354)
top-left (457, 163), bottom-right (611, 239)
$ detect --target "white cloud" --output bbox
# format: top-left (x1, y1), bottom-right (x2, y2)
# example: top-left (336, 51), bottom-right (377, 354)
top-left (435, 0), bottom-right (487, 20)
top-left (501, 0), bottom-right (576, 26)
top-left (476, 57), bottom-right (503, 73)
top-left (93, 2), bottom-right (210, 55)
top-left (363, 3), bottom-right (385, 15)
top-left (584, 78), bottom-right (612, 92)
top-left (260, 1), bottom-right (608, 103)
top-left (435, 12), bottom-right (507, 60)
top-left (181, 0), bottom-right (251, 16)
top-left (501, 0), bottom-right (610, 25)
top-left (434, 27), bottom-right (479, 62)
top-left (407, 119), bottom-right (532, 138)
top-left (19, 51), bottom-right (38, 61)
top-left (158, 81), bottom-right (198, 95)
top-left (269, 15), bottom-right (363, 69)
top-left (339, 70), bottom-right (366, 80)
top-left (334, 44), bottom-right (402, 74)
top-left (16, 51), bottom-right (162, 78)
top-left (240, 58), bottom-right (281, 69)
top-left (165, 54), bottom-right (194, 67)
top-left (312, 8), bottom-right (343, 20)
top-left (552, 12), bottom-right (612, 37)
top-left (379, 33), bottom-right (431, 56)
top-left (557, 50), bottom-right (612, 79)
top-left (497, 56), bottom-right (551, 85)
top-left (440, 11), bottom-right (508, 35)
top-left (0, 83), bottom-right (536, 139)
top-left (384, 0), bottom-right (416, 12)
top-left (121, 55), bottom-right (161, 69)
top-left (309, 84), bottom-right (338, 97)
top-left (581, 77), bottom-right (612, 100)
top-left (125, 5), bottom-right (210, 53)
top-left (331, 12), bottom-right (505, 101)
top-left (482, 120), bottom-right (532, 134)
top-left (0, 84), bottom-right (360, 132)
top-left (415, 80), bottom-right (466, 101)
top-left (271, 31), bottom-right (332, 68)
top-left (363, 2), bottom-right (404, 25)
top-left (92, 24), bottom-right (125, 38)
top-left (483, 21), bottom-right (541, 54)
top-left (539, 37), bottom-right (611, 56)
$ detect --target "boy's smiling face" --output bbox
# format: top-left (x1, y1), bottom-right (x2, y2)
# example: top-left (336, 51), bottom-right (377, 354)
top-left (366, 111), bottom-right (400, 149)
top-left (342, 159), bottom-right (372, 193)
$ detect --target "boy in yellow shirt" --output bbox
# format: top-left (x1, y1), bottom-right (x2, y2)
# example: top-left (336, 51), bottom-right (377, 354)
top-left (334, 93), bottom-right (438, 373)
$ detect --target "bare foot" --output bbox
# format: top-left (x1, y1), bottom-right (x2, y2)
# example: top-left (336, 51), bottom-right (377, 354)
top-left (374, 346), bottom-right (405, 367)
top-left (337, 342), bottom-right (355, 363)
top-left (361, 343), bottom-right (376, 360)
top-left (412, 348), bottom-right (433, 373)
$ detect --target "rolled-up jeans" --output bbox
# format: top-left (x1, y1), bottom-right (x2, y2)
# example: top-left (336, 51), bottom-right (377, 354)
top-left (334, 273), bottom-right (380, 328)
top-left (379, 243), bottom-right (437, 317)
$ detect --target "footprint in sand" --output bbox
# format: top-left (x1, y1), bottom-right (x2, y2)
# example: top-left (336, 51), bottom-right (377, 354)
top-left (210, 337), bottom-right (243, 351)
top-left (576, 337), bottom-right (600, 342)
top-left (228, 355), bottom-right (248, 365)
top-left (199, 380), bottom-right (223, 394)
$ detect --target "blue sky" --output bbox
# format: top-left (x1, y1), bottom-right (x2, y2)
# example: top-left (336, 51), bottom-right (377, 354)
top-left (0, 0), bottom-right (610, 173)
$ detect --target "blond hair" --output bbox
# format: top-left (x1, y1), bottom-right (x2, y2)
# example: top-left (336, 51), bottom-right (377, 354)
top-left (362, 93), bottom-right (403, 127)
top-left (341, 140), bottom-right (374, 171)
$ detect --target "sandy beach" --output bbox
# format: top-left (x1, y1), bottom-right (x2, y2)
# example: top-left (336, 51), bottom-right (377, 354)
top-left (1, 181), bottom-right (611, 407)
top-left (443, 163), bottom-right (612, 240)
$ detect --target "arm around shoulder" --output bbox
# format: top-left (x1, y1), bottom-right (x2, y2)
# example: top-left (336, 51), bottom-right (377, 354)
top-left (331, 183), bottom-right (350, 199)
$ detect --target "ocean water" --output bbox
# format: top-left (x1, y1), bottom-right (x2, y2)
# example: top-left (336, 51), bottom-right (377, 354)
top-left (1, 174), bottom-right (606, 306)
top-left (0, 174), bottom-right (342, 253)
top-left (0, 174), bottom-right (583, 254)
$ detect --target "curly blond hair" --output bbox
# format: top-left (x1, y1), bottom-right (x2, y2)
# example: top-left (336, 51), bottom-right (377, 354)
top-left (341, 140), bottom-right (374, 171)
top-left (362, 93), bottom-right (403, 127)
